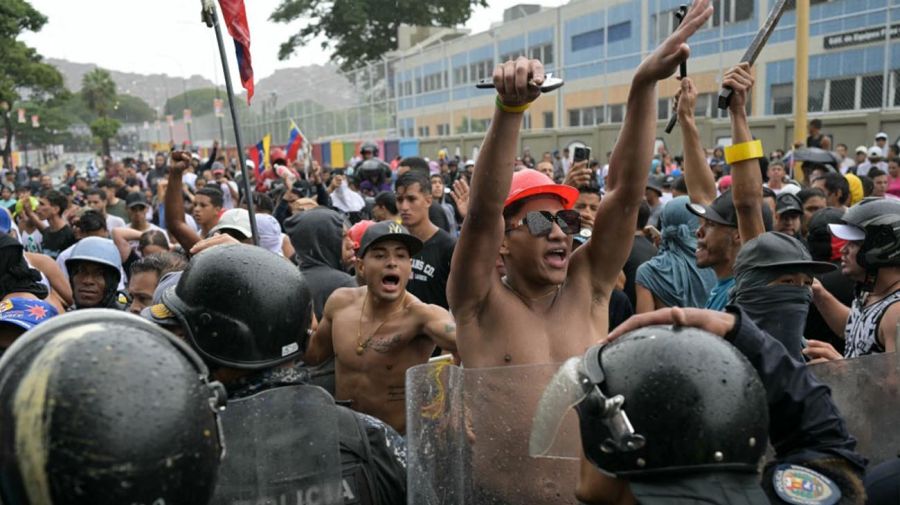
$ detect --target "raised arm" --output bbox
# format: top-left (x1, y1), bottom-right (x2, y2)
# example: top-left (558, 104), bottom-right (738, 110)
top-left (576, 0), bottom-right (714, 297)
top-left (447, 58), bottom-right (544, 317)
top-left (112, 226), bottom-right (142, 262)
top-left (24, 252), bottom-right (73, 307)
top-left (676, 78), bottom-right (717, 205)
top-left (420, 304), bottom-right (458, 353)
top-left (723, 63), bottom-right (765, 243)
top-left (22, 200), bottom-right (48, 232)
top-left (166, 151), bottom-right (202, 251)
top-left (811, 279), bottom-right (851, 337)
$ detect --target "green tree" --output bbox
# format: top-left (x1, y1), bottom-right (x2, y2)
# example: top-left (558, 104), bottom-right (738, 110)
top-left (270, 0), bottom-right (487, 71)
top-left (81, 68), bottom-right (118, 155)
top-left (111, 94), bottom-right (156, 123)
top-left (0, 0), bottom-right (66, 169)
top-left (89, 117), bottom-right (121, 152)
top-left (164, 87), bottom-right (247, 117)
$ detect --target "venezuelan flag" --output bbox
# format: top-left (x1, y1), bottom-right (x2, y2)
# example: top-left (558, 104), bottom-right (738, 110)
top-left (219, 0), bottom-right (254, 103)
top-left (286, 120), bottom-right (304, 162)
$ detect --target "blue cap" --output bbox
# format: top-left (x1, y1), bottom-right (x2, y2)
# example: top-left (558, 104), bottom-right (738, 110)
top-left (0, 208), bottom-right (10, 234)
top-left (0, 298), bottom-right (59, 331)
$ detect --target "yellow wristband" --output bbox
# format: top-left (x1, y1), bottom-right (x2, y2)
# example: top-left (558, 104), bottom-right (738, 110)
top-left (724, 140), bottom-right (764, 164)
top-left (496, 96), bottom-right (531, 114)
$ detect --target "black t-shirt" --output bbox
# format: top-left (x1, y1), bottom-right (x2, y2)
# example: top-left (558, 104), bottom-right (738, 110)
top-left (623, 235), bottom-right (658, 309)
top-left (429, 202), bottom-right (450, 233)
top-left (41, 225), bottom-right (75, 259)
top-left (407, 228), bottom-right (455, 309)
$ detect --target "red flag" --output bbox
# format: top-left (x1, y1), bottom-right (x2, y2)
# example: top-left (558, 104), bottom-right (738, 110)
top-left (218, 0), bottom-right (254, 104)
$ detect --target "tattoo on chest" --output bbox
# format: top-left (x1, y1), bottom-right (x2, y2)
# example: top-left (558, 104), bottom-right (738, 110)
top-left (388, 385), bottom-right (405, 402)
top-left (369, 334), bottom-right (404, 354)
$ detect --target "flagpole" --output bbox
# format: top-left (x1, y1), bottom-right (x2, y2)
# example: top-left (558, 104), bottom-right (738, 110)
top-left (201, 0), bottom-right (259, 246)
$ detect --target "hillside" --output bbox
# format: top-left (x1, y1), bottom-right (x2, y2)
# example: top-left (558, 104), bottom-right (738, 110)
top-left (48, 58), bottom-right (358, 114)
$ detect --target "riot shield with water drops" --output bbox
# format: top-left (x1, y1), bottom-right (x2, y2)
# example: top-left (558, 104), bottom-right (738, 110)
top-left (406, 361), bottom-right (583, 505)
top-left (210, 385), bottom-right (343, 505)
top-left (810, 352), bottom-right (900, 466)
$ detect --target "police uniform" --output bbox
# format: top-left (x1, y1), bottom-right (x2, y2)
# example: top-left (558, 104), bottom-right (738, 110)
top-left (228, 363), bottom-right (407, 505)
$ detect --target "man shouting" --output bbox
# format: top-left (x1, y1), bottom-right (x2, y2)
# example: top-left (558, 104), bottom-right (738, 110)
top-left (449, 0), bottom-right (714, 368)
top-left (306, 221), bottom-right (457, 433)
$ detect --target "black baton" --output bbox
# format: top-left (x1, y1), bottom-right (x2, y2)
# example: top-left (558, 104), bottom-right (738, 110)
top-left (665, 5), bottom-right (689, 134)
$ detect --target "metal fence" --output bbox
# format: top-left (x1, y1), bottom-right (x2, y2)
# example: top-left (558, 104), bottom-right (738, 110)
top-left (135, 0), bottom-right (900, 151)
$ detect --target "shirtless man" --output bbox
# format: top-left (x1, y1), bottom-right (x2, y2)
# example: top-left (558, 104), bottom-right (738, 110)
top-left (450, 1), bottom-right (712, 368)
top-left (305, 221), bottom-right (457, 433)
top-left (443, 1), bottom-right (713, 501)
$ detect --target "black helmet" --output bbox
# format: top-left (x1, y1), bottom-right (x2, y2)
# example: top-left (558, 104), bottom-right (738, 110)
top-left (360, 141), bottom-right (378, 157)
top-left (0, 309), bottom-right (225, 505)
top-left (358, 158), bottom-right (389, 179)
top-left (163, 244), bottom-right (314, 370)
top-left (577, 325), bottom-right (768, 478)
top-left (858, 213), bottom-right (900, 270)
top-left (842, 197), bottom-right (900, 229)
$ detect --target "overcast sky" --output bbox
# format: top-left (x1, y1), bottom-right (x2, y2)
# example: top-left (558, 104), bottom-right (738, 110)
top-left (21, 0), bottom-right (566, 85)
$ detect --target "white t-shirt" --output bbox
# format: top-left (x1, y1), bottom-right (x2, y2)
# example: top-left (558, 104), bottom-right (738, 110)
top-left (183, 172), bottom-right (198, 191)
top-left (106, 214), bottom-right (126, 232)
top-left (220, 181), bottom-right (239, 210)
top-left (19, 228), bottom-right (42, 253)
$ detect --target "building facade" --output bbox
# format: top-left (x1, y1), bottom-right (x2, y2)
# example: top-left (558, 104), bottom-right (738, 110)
top-left (390, 0), bottom-right (900, 154)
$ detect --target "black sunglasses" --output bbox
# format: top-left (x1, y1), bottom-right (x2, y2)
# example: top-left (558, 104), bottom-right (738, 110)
top-left (506, 210), bottom-right (581, 237)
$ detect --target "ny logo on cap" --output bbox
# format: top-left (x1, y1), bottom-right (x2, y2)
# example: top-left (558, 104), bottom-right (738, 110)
top-left (388, 222), bottom-right (404, 234)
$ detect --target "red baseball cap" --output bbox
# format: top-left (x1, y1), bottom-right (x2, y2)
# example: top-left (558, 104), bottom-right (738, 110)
top-left (348, 220), bottom-right (375, 252)
top-left (504, 169), bottom-right (579, 210)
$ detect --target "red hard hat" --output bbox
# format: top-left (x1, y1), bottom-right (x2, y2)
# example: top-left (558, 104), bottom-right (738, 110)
top-left (504, 169), bottom-right (578, 210)
top-left (348, 220), bottom-right (375, 253)
top-left (270, 147), bottom-right (287, 164)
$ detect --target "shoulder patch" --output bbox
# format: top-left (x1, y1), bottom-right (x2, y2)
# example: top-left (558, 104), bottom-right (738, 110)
top-left (772, 464), bottom-right (841, 505)
top-left (150, 304), bottom-right (174, 320)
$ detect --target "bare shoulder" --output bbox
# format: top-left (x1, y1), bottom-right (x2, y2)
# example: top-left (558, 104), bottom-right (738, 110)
top-left (325, 286), bottom-right (365, 313)
top-left (409, 299), bottom-right (452, 321)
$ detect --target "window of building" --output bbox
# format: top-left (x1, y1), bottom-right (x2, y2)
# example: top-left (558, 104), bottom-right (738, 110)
top-left (543, 111), bottom-right (554, 129)
top-left (523, 113), bottom-right (532, 130)
top-left (529, 43), bottom-right (554, 65)
top-left (500, 50), bottom-right (525, 62)
top-left (454, 66), bottom-right (468, 85)
top-left (572, 28), bottom-right (604, 51)
top-left (861, 74), bottom-right (884, 109)
top-left (829, 78), bottom-right (856, 111)
top-left (786, 0), bottom-right (832, 9)
top-left (658, 98), bottom-right (670, 120)
top-left (415, 77), bottom-right (422, 94)
top-left (809, 80), bottom-right (826, 113)
top-left (418, 126), bottom-right (430, 138)
top-left (569, 109), bottom-right (581, 127)
top-left (436, 123), bottom-right (450, 136)
top-left (609, 104), bottom-right (625, 123)
top-left (695, 93), bottom-right (715, 117)
top-left (608, 21), bottom-right (631, 43)
top-left (568, 106), bottom-right (605, 127)
top-left (469, 59), bottom-right (493, 82)
top-left (710, 0), bottom-right (754, 27)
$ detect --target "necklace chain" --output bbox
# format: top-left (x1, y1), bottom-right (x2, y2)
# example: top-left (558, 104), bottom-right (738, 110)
top-left (356, 290), bottom-right (408, 355)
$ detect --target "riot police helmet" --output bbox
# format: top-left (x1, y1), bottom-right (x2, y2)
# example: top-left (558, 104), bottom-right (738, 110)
top-left (0, 309), bottom-right (225, 505)
top-left (576, 325), bottom-right (768, 478)
top-left (163, 244), bottom-right (314, 370)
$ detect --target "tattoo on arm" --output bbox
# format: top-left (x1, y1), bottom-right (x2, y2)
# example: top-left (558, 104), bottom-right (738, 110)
top-left (444, 323), bottom-right (456, 335)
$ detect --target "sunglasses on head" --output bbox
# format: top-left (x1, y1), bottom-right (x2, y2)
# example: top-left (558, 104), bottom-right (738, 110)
top-left (506, 210), bottom-right (581, 237)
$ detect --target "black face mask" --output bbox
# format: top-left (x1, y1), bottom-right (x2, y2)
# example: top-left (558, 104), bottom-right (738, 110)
top-left (734, 285), bottom-right (812, 361)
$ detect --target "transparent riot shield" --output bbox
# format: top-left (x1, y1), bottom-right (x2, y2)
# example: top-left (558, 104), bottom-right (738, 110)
top-left (810, 352), bottom-right (900, 466)
top-left (210, 385), bottom-right (343, 505)
top-left (406, 362), bottom-right (583, 505)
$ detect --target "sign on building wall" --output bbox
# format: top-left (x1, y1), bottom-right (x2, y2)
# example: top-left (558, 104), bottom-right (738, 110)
top-left (824, 24), bottom-right (900, 50)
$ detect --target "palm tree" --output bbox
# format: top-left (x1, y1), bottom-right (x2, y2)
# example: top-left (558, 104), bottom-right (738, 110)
top-left (81, 68), bottom-right (118, 155)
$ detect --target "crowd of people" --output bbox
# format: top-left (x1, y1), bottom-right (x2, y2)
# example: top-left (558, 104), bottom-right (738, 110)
top-left (0, 1), bottom-right (898, 502)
